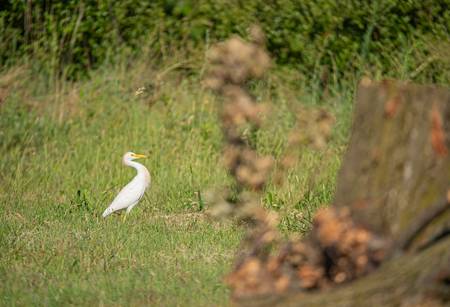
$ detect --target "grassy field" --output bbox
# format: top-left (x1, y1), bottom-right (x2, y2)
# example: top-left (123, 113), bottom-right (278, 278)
top-left (0, 61), bottom-right (350, 306)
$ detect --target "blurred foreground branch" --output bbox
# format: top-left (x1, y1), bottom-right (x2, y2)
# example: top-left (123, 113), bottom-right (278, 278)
top-left (205, 28), bottom-right (450, 306)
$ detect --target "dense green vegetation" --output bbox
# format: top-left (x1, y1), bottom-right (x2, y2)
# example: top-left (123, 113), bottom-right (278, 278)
top-left (1, 0), bottom-right (449, 81)
top-left (0, 1), bottom-right (448, 305)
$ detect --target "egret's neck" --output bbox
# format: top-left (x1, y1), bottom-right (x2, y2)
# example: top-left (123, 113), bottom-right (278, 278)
top-left (125, 160), bottom-right (149, 176)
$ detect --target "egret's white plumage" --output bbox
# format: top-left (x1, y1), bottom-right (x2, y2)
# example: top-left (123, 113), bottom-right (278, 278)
top-left (102, 152), bottom-right (151, 218)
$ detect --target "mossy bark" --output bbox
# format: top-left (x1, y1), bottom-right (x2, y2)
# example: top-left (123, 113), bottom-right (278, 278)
top-left (235, 80), bottom-right (450, 306)
top-left (334, 80), bottom-right (450, 250)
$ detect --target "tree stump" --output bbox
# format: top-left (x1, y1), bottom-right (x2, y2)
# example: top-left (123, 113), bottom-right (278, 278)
top-left (334, 79), bottom-right (450, 251)
top-left (236, 80), bottom-right (450, 306)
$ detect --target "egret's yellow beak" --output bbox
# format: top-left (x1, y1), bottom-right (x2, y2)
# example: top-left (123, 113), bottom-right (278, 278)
top-left (131, 153), bottom-right (147, 159)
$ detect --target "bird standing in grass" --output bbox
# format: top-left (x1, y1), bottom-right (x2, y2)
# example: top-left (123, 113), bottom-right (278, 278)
top-left (102, 152), bottom-right (150, 219)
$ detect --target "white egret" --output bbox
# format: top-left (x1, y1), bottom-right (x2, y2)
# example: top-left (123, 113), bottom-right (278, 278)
top-left (102, 152), bottom-right (151, 218)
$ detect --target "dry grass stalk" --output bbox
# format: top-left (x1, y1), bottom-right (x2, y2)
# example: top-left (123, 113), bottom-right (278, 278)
top-left (0, 66), bottom-right (28, 107)
top-left (204, 25), bottom-right (273, 193)
top-left (203, 25), bottom-right (281, 292)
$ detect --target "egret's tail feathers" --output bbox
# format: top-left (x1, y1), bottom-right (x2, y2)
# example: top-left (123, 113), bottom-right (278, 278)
top-left (102, 207), bottom-right (113, 218)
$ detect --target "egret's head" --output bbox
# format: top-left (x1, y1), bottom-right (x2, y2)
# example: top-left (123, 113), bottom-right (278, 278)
top-left (123, 151), bottom-right (147, 162)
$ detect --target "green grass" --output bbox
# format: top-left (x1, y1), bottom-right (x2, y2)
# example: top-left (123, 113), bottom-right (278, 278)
top-left (0, 63), bottom-right (350, 306)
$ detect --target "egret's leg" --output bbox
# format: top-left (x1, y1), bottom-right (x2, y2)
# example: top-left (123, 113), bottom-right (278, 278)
top-left (126, 203), bottom-right (136, 215)
top-left (123, 206), bottom-right (134, 223)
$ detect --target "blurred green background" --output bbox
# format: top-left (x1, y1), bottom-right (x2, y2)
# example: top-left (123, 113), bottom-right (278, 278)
top-left (1, 0), bottom-right (449, 82)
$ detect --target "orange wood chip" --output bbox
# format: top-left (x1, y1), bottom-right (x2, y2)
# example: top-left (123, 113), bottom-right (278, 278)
top-left (430, 104), bottom-right (448, 157)
top-left (384, 95), bottom-right (401, 118)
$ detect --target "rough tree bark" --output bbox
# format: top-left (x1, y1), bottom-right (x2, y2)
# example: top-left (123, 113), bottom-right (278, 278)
top-left (335, 79), bottom-right (450, 249)
top-left (237, 80), bottom-right (450, 306)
